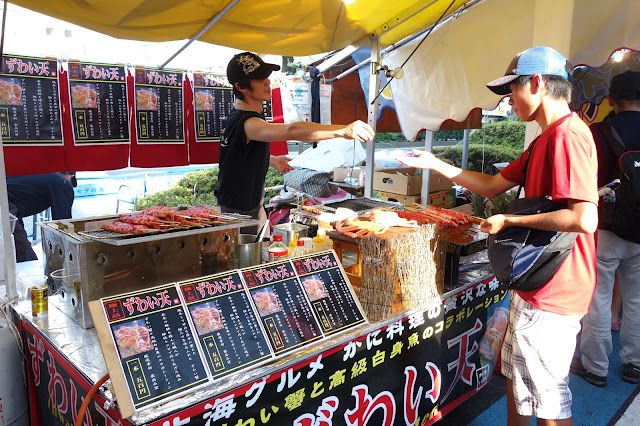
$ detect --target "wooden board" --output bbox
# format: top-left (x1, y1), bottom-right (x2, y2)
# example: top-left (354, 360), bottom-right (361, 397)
top-left (88, 300), bottom-right (136, 419)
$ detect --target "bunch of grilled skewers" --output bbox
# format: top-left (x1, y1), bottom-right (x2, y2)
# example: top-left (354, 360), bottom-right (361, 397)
top-left (101, 206), bottom-right (244, 234)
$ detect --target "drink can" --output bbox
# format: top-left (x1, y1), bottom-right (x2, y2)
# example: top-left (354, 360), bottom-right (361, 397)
top-left (31, 285), bottom-right (48, 317)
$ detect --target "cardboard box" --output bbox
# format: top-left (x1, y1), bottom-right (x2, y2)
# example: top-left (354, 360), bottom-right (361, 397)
top-left (372, 167), bottom-right (451, 195)
top-left (373, 167), bottom-right (422, 195)
top-left (333, 167), bottom-right (361, 183)
top-left (374, 188), bottom-right (455, 208)
top-left (374, 190), bottom-right (421, 206)
top-left (427, 189), bottom-right (456, 209)
top-left (427, 172), bottom-right (452, 193)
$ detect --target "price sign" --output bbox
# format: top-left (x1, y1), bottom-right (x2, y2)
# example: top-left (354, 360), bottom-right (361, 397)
top-left (0, 55), bottom-right (62, 145)
top-left (134, 67), bottom-right (184, 143)
top-left (68, 61), bottom-right (129, 144)
top-left (178, 271), bottom-right (273, 379)
top-left (291, 251), bottom-right (366, 336)
top-left (101, 284), bottom-right (210, 410)
top-left (241, 261), bottom-right (323, 356)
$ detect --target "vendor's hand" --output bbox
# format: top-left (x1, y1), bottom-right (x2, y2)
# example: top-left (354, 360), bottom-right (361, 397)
top-left (270, 155), bottom-right (295, 174)
top-left (395, 149), bottom-right (438, 170)
top-left (344, 120), bottom-right (375, 142)
top-left (480, 214), bottom-right (507, 234)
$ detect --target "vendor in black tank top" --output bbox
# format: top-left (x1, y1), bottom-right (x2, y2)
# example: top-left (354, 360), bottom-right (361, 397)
top-left (216, 52), bottom-right (376, 234)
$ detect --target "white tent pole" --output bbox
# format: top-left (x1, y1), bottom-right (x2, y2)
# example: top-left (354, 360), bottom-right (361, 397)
top-left (364, 39), bottom-right (380, 198)
top-left (462, 126), bottom-right (470, 170)
top-left (420, 130), bottom-right (433, 204)
top-left (0, 0), bottom-right (16, 300)
top-left (0, 136), bottom-right (17, 300)
top-left (159, 0), bottom-right (240, 69)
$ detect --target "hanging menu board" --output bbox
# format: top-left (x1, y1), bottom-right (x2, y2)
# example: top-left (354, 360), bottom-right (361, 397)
top-left (241, 260), bottom-right (324, 356)
top-left (134, 67), bottom-right (184, 143)
top-left (192, 72), bottom-right (233, 142)
top-left (99, 284), bottom-right (210, 411)
top-left (291, 251), bottom-right (367, 336)
top-left (178, 271), bottom-right (273, 379)
top-left (0, 54), bottom-right (62, 145)
top-left (68, 61), bottom-right (129, 145)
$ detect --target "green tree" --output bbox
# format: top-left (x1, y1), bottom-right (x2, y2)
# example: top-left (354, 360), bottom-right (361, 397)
top-left (137, 166), bottom-right (286, 210)
top-left (433, 144), bottom-right (520, 175)
top-left (469, 120), bottom-right (526, 150)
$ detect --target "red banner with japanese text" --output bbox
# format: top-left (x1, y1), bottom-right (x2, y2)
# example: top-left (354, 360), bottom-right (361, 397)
top-left (22, 318), bottom-right (131, 426)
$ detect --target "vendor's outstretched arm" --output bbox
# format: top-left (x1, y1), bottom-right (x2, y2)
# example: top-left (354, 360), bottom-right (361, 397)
top-left (396, 149), bottom-right (515, 199)
top-left (244, 118), bottom-right (375, 143)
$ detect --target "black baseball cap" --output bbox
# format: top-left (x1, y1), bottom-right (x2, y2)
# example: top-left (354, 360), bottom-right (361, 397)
top-left (227, 52), bottom-right (281, 85)
top-left (609, 70), bottom-right (640, 100)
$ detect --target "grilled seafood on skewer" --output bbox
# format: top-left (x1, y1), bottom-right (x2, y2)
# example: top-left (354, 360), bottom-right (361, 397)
top-left (102, 222), bottom-right (151, 234)
top-left (118, 213), bottom-right (166, 228)
top-left (334, 209), bottom-right (418, 238)
top-left (141, 206), bottom-right (178, 221)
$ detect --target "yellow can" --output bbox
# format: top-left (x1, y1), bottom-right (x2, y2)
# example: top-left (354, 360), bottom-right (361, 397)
top-left (31, 285), bottom-right (48, 317)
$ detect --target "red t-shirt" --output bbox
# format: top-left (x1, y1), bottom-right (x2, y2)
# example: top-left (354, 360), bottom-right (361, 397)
top-left (500, 113), bottom-right (599, 315)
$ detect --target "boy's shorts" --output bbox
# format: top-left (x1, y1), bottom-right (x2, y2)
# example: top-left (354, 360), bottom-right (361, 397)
top-left (501, 291), bottom-right (582, 419)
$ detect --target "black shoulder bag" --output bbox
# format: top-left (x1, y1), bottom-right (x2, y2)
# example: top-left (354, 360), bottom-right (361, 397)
top-left (487, 141), bottom-right (578, 292)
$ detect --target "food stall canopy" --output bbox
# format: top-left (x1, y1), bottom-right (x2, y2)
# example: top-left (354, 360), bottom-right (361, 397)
top-left (8, 0), bottom-right (471, 57)
top-left (384, 0), bottom-right (640, 138)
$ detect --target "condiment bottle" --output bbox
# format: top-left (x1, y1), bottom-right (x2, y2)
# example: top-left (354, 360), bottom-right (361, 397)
top-left (268, 234), bottom-right (288, 262)
top-left (288, 233), bottom-right (299, 256)
top-left (291, 239), bottom-right (305, 257)
top-left (299, 237), bottom-right (313, 254)
top-left (312, 235), bottom-right (325, 253)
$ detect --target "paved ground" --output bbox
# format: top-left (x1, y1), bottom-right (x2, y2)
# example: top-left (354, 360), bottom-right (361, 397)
top-left (441, 330), bottom-right (640, 425)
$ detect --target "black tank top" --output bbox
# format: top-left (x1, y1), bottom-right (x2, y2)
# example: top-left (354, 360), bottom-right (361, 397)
top-left (215, 108), bottom-right (270, 210)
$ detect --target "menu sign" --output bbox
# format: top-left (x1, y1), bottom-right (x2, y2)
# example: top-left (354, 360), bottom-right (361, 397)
top-left (291, 251), bottom-right (366, 336)
top-left (192, 72), bottom-right (233, 142)
top-left (102, 284), bottom-right (210, 410)
top-left (178, 271), bottom-right (273, 379)
top-left (68, 61), bottom-right (129, 144)
top-left (0, 55), bottom-right (62, 145)
top-left (134, 68), bottom-right (184, 143)
top-left (241, 260), bottom-right (323, 356)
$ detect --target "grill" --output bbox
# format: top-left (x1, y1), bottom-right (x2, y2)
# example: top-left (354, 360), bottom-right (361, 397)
top-left (40, 214), bottom-right (258, 329)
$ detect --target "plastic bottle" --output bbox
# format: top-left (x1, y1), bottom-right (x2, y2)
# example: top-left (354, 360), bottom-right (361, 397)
top-left (312, 235), bottom-right (325, 253)
top-left (268, 234), bottom-right (288, 262)
top-left (299, 237), bottom-right (313, 254)
top-left (291, 239), bottom-right (305, 257)
top-left (359, 169), bottom-right (366, 187)
top-left (288, 233), bottom-right (299, 256)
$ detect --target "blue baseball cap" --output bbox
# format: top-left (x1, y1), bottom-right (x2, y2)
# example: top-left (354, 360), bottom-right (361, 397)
top-left (487, 46), bottom-right (570, 95)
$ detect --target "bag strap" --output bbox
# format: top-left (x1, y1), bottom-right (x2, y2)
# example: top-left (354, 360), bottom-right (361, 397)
top-left (599, 121), bottom-right (626, 159)
top-left (516, 138), bottom-right (539, 198)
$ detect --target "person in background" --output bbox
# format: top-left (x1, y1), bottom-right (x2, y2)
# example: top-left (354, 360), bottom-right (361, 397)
top-left (571, 70), bottom-right (640, 387)
top-left (8, 172), bottom-right (76, 261)
top-left (397, 46), bottom-right (598, 425)
top-left (611, 273), bottom-right (622, 331)
top-left (215, 52), bottom-right (375, 234)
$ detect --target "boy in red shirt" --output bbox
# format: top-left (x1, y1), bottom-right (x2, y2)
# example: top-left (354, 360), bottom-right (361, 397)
top-left (397, 46), bottom-right (598, 425)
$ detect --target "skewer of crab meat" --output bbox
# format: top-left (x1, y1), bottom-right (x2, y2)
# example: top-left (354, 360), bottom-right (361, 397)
top-left (174, 212), bottom-right (209, 223)
top-left (118, 214), bottom-right (167, 228)
top-left (102, 222), bottom-right (152, 234)
top-left (183, 206), bottom-right (219, 218)
top-left (141, 206), bottom-right (177, 220)
top-left (173, 215), bottom-right (207, 227)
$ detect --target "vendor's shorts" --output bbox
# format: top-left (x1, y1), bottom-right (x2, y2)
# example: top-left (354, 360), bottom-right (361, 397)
top-left (220, 201), bottom-right (268, 237)
top-left (501, 291), bottom-right (582, 419)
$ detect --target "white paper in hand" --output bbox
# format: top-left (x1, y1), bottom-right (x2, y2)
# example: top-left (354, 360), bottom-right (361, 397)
top-left (288, 138), bottom-right (365, 172)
